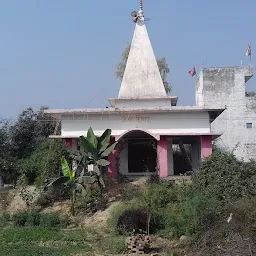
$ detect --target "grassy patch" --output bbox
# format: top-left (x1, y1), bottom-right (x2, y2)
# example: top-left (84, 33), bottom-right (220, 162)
top-left (0, 228), bottom-right (94, 256)
top-left (0, 226), bottom-right (128, 256)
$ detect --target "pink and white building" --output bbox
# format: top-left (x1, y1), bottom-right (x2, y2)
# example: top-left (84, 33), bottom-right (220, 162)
top-left (45, 2), bottom-right (224, 179)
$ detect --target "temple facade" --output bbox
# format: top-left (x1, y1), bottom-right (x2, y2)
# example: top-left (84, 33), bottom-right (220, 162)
top-left (45, 2), bottom-right (224, 178)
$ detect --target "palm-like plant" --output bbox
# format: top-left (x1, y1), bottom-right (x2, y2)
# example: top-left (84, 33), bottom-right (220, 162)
top-left (79, 127), bottom-right (117, 187)
top-left (44, 128), bottom-right (117, 215)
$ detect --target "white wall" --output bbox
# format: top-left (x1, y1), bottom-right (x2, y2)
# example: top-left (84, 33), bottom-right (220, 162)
top-left (196, 66), bottom-right (256, 161)
top-left (61, 112), bottom-right (211, 137)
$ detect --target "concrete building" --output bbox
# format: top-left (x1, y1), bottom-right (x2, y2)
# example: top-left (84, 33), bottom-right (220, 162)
top-left (45, 1), bottom-right (224, 178)
top-left (196, 66), bottom-right (256, 161)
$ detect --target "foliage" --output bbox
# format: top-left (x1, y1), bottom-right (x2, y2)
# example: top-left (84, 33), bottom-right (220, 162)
top-left (115, 43), bottom-right (172, 94)
top-left (120, 185), bottom-right (142, 201)
top-left (79, 127), bottom-right (117, 185)
top-left (141, 183), bottom-right (180, 214)
top-left (0, 107), bottom-right (60, 186)
top-left (108, 183), bottom-right (181, 235)
top-left (161, 186), bottom-right (221, 238)
top-left (193, 151), bottom-right (256, 201)
top-left (107, 199), bottom-right (147, 234)
top-left (117, 209), bottom-right (156, 235)
top-left (12, 210), bottom-right (69, 228)
top-left (44, 127), bottom-right (117, 215)
top-left (19, 139), bottom-right (69, 185)
top-left (0, 120), bottom-right (17, 186)
top-left (0, 227), bottom-right (129, 256)
top-left (0, 212), bottom-right (11, 228)
top-left (35, 190), bottom-right (55, 208)
top-left (44, 156), bottom-right (86, 216)
top-left (9, 107), bottom-right (56, 159)
top-left (226, 197), bottom-right (256, 236)
top-left (101, 236), bottom-right (127, 254)
top-left (0, 228), bottom-right (93, 256)
top-left (76, 186), bottom-right (108, 214)
top-left (45, 126), bottom-right (117, 215)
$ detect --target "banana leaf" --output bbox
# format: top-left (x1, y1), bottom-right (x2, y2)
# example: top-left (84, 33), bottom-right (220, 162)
top-left (100, 142), bottom-right (118, 157)
top-left (86, 127), bottom-right (98, 149)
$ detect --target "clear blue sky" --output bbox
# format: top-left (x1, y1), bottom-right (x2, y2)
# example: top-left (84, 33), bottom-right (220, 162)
top-left (0, 0), bottom-right (255, 119)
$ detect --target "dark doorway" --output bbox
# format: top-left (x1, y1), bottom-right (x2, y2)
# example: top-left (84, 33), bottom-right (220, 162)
top-left (173, 143), bottom-right (192, 175)
top-left (128, 140), bottom-right (157, 173)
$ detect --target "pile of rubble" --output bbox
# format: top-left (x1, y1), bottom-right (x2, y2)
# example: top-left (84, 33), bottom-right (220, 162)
top-left (126, 234), bottom-right (151, 254)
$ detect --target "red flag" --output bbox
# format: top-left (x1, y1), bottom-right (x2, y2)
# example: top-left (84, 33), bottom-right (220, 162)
top-left (188, 67), bottom-right (196, 77)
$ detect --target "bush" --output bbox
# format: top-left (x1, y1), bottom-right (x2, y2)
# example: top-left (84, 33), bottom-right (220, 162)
top-left (108, 199), bottom-right (147, 234)
top-left (0, 212), bottom-right (11, 228)
top-left (13, 211), bottom-right (29, 227)
top-left (193, 151), bottom-right (256, 201)
top-left (120, 185), bottom-right (141, 201)
top-left (162, 186), bottom-right (221, 238)
top-left (102, 236), bottom-right (127, 254)
top-left (117, 209), bottom-right (156, 235)
top-left (19, 139), bottom-right (69, 186)
top-left (35, 191), bottom-right (54, 208)
top-left (226, 197), bottom-right (256, 235)
top-left (25, 210), bottom-right (41, 227)
top-left (76, 187), bottom-right (108, 214)
top-left (108, 184), bottom-right (181, 235)
top-left (141, 183), bottom-right (181, 214)
top-left (12, 210), bottom-right (69, 228)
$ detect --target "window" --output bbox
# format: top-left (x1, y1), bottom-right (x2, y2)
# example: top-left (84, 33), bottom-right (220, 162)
top-left (247, 123), bottom-right (253, 129)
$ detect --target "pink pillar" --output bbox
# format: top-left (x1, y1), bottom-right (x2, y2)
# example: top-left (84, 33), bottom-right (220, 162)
top-left (157, 136), bottom-right (168, 178)
top-left (201, 135), bottom-right (213, 159)
top-left (107, 137), bottom-right (118, 179)
top-left (65, 138), bottom-right (73, 148)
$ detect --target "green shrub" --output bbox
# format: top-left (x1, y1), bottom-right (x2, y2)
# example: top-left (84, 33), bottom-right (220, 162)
top-left (193, 151), bottom-right (256, 201)
top-left (39, 212), bottom-right (61, 228)
top-left (19, 139), bottom-right (69, 186)
top-left (141, 183), bottom-right (181, 214)
top-left (2, 212), bottom-right (11, 221)
top-left (107, 199), bottom-right (147, 234)
top-left (108, 184), bottom-right (181, 234)
top-left (25, 210), bottom-right (41, 227)
top-left (12, 210), bottom-right (69, 228)
top-left (13, 211), bottom-right (29, 227)
top-left (102, 236), bottom-right (127, 254)
top-left (0, 212), bottom-right (11, 228)
top-left (162, 186), bottom-right (221, 238)
top-left (120, 185), bottom-right (141, 201)
top-left (35, 191), bottom-right (54, 208)
top-left (227, 197), bottom-right (256, 235)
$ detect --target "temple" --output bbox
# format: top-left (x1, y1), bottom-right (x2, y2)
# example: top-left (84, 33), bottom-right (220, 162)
top-left (45, 1), bottom-right (225, 178)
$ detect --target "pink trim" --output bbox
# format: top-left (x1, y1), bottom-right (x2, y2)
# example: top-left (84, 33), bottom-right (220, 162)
top-left (157, 136), bottom-right (168, 178)
top-left (115, 129), bottom-right (160, 141)
top-left (65, 138), bottom-right (73, 148)
top-left (107, 137), bottom-right (118, 179)
top-left (201, 135), bottom-right (212, 159)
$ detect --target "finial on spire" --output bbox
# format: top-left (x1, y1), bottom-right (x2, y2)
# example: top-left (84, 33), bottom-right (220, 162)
top-left (140, 0), bottom-right (143, 11)
top-left (138, 0), bottom-right (144, 19)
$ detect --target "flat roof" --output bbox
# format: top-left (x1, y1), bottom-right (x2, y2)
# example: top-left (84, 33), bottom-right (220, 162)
top-left (49, 132), bottom-right (222, 140)
top-left (44, 106), bottom-right (225, 114)
top-left (44, 106), bottom-right (225, 122)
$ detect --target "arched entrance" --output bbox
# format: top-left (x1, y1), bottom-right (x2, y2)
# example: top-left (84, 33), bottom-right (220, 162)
top-left (116, 130), bottom-right (158, 175)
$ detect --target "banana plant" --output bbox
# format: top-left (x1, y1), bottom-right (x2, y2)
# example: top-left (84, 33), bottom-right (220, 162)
top-left (79, 127), bottom-right (117, 188)
top-left (44, 156), bottom-right (88, 215)
top-left (44, 128), bottom-right (117, 215)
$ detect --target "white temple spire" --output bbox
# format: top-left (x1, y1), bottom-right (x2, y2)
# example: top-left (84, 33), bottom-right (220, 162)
top-left (118, 1), bottom-right (167, 99)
